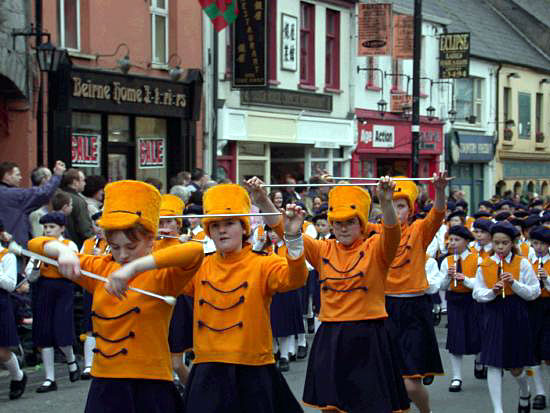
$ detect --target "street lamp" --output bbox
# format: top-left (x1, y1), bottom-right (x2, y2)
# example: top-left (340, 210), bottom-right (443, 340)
top-left (356, 65), bottom-right (386, 117)
top-left (36, 40), bottom-right (63, 73)
top-left (377, 99), bottom-right (388, 117)
top-left (426, 106), bottom-right (436, 120)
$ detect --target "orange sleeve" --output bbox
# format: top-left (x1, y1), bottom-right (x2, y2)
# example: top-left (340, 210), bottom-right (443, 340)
top-left (264, 252), bottom-right (308, 294)
top-left (420, 206), bottom-right (446, 249)
top-left (372, 222), bottom-right (401, 268)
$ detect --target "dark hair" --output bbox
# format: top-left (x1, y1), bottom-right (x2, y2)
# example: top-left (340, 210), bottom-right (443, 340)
top-left (51, 190), bottom-right (72, 211)
top-left (30, 166), bottom-right (50, 186)
top-left (0, 161), bottom-right (18, 180)
top-left (144, 177), bottom-right (163, 192)
top-left (82, 175), bottom-right (106, 198)
top-left (104, 224), bottom-right (153, 244)
top-left (188, 190), bottom-right (203, 206)
top-left (191, 168), bottom-right (205, 182)
top-left (61, 168), bottom-right (82, 188)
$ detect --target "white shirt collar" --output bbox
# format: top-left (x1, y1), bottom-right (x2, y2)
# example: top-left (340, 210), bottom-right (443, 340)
top-left (192, 226), bottom-right (203, 235)
top-left (533, 254), bottom-right (550, 264)
top-left (450, 249), bottom-right (471, 260)
top-left (474, 242), bottom-right (492, 252)
top-left (490, 251), bottom-right (513, 264)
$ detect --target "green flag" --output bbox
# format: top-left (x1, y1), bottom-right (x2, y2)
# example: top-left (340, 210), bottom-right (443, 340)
top-left (199, 0), bottom-right (239, 32)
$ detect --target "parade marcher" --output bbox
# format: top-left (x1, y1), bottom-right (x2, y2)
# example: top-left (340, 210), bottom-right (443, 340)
top-left (473, 221), bottom-right (541, 413)
top-left (255, 177), bottom-right (410, 412)
top-left (472, 218), bottom-right (494, 260)
top-left (440, 225), bottom-right (481, 392)
top-left (27, 180), bottom-right (204, 412)
top-left (79, 211), bottom-right (110, 380)
top-left (527, 226), bottom-right (550, 410)
top-left (109, 183), bottom-right (308, 413)
top-left (26, 212), bottom-right (80, 392)
top-left (153, 194), bottom-right (194, 392)
top-left (0, 224), bottom-right (27, 400)
top-left (374, 173), bottom-right (448, 413)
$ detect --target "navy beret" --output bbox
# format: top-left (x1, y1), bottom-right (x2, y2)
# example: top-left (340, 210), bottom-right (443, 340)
top-left (455, 199), bottom-right (468, 210)
top-left (448, 225), bottom-right (475, 242)
top-left (491, 220), bottom-right (520, 239)
top-left (447, 210), bottom-right (466, 222)
top-left (530, 226), bottom-right (550, 244)
top-left (530, 199), bottom-right (544, 208)
top-left (478, 200), bottom-right (494, 210)
top-left (517, 203), bottom-right (529, 211)
top-left (473, 219), bottom-right (493, 233)
top-left (540, 212), bottom-right (550, 224)
top-left (495, 200), bottom-right (514, 210)
top-left (494, 212), bottom-right (511, 222)
top-left (513, 211), bottom-right (529, 219)
top-left (447, 201), bottom-right (456, 211)
top-left (312, 212), bottom-right (328, 224)
top-left (39, 212), bottom-right (66, 227)
top-left (524, 214), bottom-right (541, 228)
top-left (472, 211), bottom-right (493, 220)
top-left (508, 218), bottom-right (524, 228)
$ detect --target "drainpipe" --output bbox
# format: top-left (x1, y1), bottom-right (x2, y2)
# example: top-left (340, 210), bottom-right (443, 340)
top-left (493, 63), bottom-right (502, 194)
top-left (36, 0), bottom-right (44, 166)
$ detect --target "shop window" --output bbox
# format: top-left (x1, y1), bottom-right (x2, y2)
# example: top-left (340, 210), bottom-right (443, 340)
top-left (325, 9), bottom-right (340, 91)
top-left (536, 93), bottom-right (543, 136)
top-left (455, 77), bottom-right (483, 126)
top-left (71, 112), bottom-right (101, 176)
top-left (299, 2), bottom-right (315, 88)
top-left (108, 115), bottom-right (130, 143)
top-left (503, 87), bottom-right (511, 123)
top-left (135, 117), bottom-right (167, 192)
top-left (238, 142), bottom-right (266, 156)
top-left (518, 92), bottom-right (531, 139)
top-left (58, 0), bottom-right (80, 50)
top-left (151, 0), bottom-right (169, 64)
top-left (360, 159), bottom-right (375, 178)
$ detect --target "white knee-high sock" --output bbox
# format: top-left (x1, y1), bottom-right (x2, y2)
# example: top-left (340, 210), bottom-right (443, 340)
top-left (280, 336), bottom-right (292, 359)
top-left (515, 371), bottom-right (530, 399)
top-left (439, 290), bottom-right (447, 311)
top-left (449, 353), bottom-right (463, 380)
top-left (487, 366), bottom-right (504, 413)
top-left (273, 337), bottom-right (279, 355)
top-left (530, 365), bottom-right (546, 396)
top-left (41, 347), bottom-right (55, 382)
top-left (3, 352), bottom-right (23, 381)
top-left (60, 346), bottom-right (77, 372)
top-left (314, 317), bottom-right (321, 333)
top-left (83, 336), bottom-right (95, 369)
top-left (297, 333), bottom-right (307, 347)
top-left (475, 352), bottom-right (482, 363)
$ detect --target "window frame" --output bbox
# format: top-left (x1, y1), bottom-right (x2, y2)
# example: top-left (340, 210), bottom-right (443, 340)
top-left (299, 2), bottom-right (316, 88)
top-left (455, 77), bottom-right (483, 126)
top-left (518, 92), bottom-right (532, 139)
top-left (58, 0), bottom-right (81, 51)
top-left (536, 93), bottom-right (543, 134)
top-left (151, 0), bottom-right (169, 65)
top-left (390, 59), bottom-right (404, 93)
top-left (324, 9), bottom-right (340, 91)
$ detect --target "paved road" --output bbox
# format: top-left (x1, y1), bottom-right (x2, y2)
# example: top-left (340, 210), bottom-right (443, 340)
top-left (0, 318), bottom-right (536, 412)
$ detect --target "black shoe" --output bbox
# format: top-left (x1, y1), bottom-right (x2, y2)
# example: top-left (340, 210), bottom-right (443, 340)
top-left (174, 380), bottom-right (186, 399)
top-left (474, 361), bottom-right (488, 379)
top-left (80, 368), bottom-right (92, 380)
top-left (519, 394), bottom-right (531, 413)
top-left (297, 345), bottom-right (308, 359)
top-left (68, 360), bottom-right (80, 382)
top-left (433, 311), bottom-right (441, 327)
top-left (422, 375), bottom-right (434, 385)
top-left (448, 379), bottom-right (462, 393)
top-left (36, 380), bottom-right (57, 393)
top-left (289, 353), bottom-right (296, 362)
top-left (533, 395), bottom-right (546, 410)
top-left (278, 358), bottom-right (290, 372)
top-left (307, 318), bottom-right (315, 334)
top-left (9, 373), bottom-right (27, 400)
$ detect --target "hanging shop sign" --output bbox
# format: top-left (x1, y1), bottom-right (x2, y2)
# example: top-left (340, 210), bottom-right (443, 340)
top-left (281, 13), bottom-right (298, 71)
top-left (138, 137), bottom-right (165, 169)
top-left (232, 0), bottom-right (267, 87)
top-left (358, 3), bottom-right (392, 56)
top-left (392, 14), bottom-right (413, 59)
top-left (439, 32), bottom-right (470, 79)
top-left (71, 133), bottom-right (101, 168)
top-left (240, 88), bottom-right (332, 112)
top-left (390, 94), bottom-right (412, 112)
top-left (372, 125), bottom-right (395, 148)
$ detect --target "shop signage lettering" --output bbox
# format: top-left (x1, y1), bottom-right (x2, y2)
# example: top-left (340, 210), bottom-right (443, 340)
top-left (439, 32), bottom-right (470, 79)
top-left (358, 3), bottom-right (392, 56)
top-left (138, 137), bottom-right (165, 169)
top-left (372, 125), bottom-right (395, 148)
top-left (71, 133), bottom-right (100, 167)
top-left (241, 88), bottom-right (332, 112)
top-left (419, 130), bottom-right (440, 150)
top-left (72, 77), bottom-right (187, 108)
top-left (392, 14), bottom-right (414, 59)
top-left (390, 94), bottom-right (412, 112)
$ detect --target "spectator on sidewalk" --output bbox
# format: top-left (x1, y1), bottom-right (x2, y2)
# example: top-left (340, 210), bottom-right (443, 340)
top-left (61, 168), bottom-right (94, 248)
top-left (29, 166), bottom-right (55, 238)
top-left (81, 175), bottom-right (106, 218)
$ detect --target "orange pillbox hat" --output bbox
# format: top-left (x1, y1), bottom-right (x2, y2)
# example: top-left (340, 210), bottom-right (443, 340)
top-left (97, 180), bottom-right (161, 235)
top-left (202, 184), bottom-right (251, 237)
top-left (393, 177), bottom-right (419, 212)
top-left (328, 186), bottom-right (371, 233)
top-left (160, 194), bottom-right (185, 225)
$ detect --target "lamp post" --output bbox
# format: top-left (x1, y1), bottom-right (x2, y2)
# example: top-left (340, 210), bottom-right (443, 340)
top-left (356, 66), bottom-right (387, 117)
top-left (411, 0), bottom-right (422, 178)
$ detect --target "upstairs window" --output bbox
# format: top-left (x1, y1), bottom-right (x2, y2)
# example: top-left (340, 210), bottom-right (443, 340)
top-left (300, 2), bottom-right (315, 87)
top-left (325, 9), bottom-right (340, 90)
top-left (58, 0), bottom-right (80, 50)
top-left (151, 0), bottom-right (169, 64)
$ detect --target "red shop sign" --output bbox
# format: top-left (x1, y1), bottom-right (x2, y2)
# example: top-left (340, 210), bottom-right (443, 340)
top-left (138, 137), bottom-right (165, 169)
top-left (71, 133), bottom-right (100, 167)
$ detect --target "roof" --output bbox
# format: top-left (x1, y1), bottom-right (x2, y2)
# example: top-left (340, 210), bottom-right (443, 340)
top-left (511, 0), bottom-right (550, 28)
top-left (386, 0), bottom-right (550, 72)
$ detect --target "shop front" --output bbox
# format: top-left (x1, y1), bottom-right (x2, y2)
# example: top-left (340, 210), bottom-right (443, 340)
top-left (48, 65), bottom-right (202, 190)
top-left (352, 109), bottom-right (444, 196)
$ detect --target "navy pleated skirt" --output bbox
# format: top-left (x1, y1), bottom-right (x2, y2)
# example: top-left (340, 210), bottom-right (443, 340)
top-left (0, 289), bottom-right (19, 347)
top-left (308, 269), bottom-right (321, 315)
top-left (446, 291), bottom-right (481, 355)
top-left (32, 277), bottom-right (75, 347)
top-left (480, 294), bottom-right (535, 369)
top-left (528, 297), bottom-right (550, 362)
top-left (184, 362), bottom-right (303, 413)
top-left (82, 290), bottom-right (93, 332)
top-left (385, 294), bottom-right (444, 378)
top-left (168, 295), bottom-right (193, 353)
top-left (85, 377), bottom-right (183, 413)
top-left (270, 289), bottom-right (304, 338)
top-left (303, 320), bottom-right (410, 413)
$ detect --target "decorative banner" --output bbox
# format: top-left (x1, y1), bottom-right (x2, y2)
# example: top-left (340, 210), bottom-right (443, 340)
top-left (390, 94), bottom-right (412, 112)
top-left (281, 13), bottom-right (298, 71)
top-left (358, 3), bottom-right (392, 56)
top-left (138, 137), bottom-right (165, 169)
top-left (372, 125), bottom-right (395, 148)
top-left (232, 0), bottom-right (267, 87)
top-left (71, 133), bottom-right (100, 167)
top-left (439, 32), bottom-right (470, 79)
top-left (393, 14), bottom-right (414, 59)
